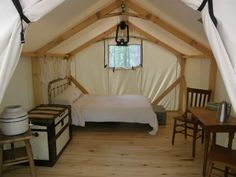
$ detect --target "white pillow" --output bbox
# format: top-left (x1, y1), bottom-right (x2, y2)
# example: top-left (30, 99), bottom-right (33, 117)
top-left (53, 85), bottom-right (82, 105)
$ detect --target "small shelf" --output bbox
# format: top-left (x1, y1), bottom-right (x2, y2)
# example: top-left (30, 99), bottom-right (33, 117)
top-left (3, 147), bottom-right (28, 167)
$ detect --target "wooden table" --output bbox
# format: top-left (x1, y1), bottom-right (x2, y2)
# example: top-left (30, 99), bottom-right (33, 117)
top-left (188, 107), bottom-right (236, 177)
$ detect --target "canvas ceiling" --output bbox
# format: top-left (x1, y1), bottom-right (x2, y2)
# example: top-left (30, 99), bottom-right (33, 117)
top-left (22, 0), bottom-right (210, 56)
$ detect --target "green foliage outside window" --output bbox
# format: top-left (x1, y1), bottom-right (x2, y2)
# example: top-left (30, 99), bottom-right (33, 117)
top-left (108, 44), bottom-right (141, 69)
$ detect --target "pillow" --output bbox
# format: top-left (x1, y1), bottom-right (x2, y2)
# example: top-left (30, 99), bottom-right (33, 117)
top-left (53, 85), bottom-right (82, 105)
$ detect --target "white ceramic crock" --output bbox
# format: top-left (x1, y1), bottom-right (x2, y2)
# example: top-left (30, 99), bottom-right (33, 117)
top-left (0, 105), bottom-right (29, 135)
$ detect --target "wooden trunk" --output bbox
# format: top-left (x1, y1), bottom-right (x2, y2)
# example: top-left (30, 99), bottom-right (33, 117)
top-left (28, 104), bottom-right (72, 166)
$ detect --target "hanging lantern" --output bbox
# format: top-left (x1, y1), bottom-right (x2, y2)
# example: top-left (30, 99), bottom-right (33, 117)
top-left (115, 21), bottom-right (129, 46)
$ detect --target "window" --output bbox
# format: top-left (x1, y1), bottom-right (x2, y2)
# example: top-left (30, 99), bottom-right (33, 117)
top-left (108, 44), bottom-right (142, 69)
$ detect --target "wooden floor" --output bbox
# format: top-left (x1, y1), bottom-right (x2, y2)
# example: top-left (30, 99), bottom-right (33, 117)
top-left (2, 113), bottom-right (224, 177)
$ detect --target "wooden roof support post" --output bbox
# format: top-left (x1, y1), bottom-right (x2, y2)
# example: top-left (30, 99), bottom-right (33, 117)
top-left (178, 56), bottom-right (186, 113)
top-left (32, 57), bottom-right (42, 106)
top-left (125, 0), bottom-right (213, 58)
top-left (208, 58), bottom-right (217, 100)
top-left (35, 0), bottom-right (120, 55)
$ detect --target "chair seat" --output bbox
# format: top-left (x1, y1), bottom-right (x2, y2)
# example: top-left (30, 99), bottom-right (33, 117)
top-left (174, 115), bottom-right (194, 123)
top-left (174, 115), bottom-right (202, 131)
top-left (208, 145), bottom-right (236, 169)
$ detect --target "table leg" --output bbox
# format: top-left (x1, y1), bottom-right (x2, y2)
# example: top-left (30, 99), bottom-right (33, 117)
top-left (203, 129), bottom-right (210, 177)
top-left (25, 140), bottom-right (36, 177)
top-left (0, 144), bottom-right (3, 176)
top-left (192, 119), bottom-right (198, 158)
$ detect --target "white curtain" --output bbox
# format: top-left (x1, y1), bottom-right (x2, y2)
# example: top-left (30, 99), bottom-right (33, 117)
top-left (182, 0), bottom-right (236, 111)
top-left (0, 0), bottom-right (64, 103)
top-left (40, 57), bottom-right (70, 104)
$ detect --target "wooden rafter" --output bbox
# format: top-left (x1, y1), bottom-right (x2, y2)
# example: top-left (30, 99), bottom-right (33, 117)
top-left (128, 22), bottom-right (184, 57)
top-left (125, 0), bottom-right (213, 58)
top-left (25, 0), bottom-right (211, 59)
top-left (35, 0), bottom-right (120, 54)
top-left (67, 25), bottom-right (117, 57)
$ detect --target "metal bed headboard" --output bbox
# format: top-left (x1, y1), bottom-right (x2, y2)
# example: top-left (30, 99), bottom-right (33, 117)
top-left (48, 77), bottom-right (71, 104)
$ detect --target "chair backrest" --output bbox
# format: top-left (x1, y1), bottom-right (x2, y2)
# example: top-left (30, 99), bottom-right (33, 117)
top-left (186, 87), bottom-right (212, 108)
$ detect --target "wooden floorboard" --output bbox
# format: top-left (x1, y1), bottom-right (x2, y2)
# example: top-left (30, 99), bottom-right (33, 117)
top-left (2, 113), bottom-right (224, 177)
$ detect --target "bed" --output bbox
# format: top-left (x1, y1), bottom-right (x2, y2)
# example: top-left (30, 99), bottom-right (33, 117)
top-left (48, 78), bottom-right (158, 135)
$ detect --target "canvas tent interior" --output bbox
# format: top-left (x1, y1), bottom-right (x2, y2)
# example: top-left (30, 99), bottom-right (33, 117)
top-left (0, 0), bottom-right (235, 144)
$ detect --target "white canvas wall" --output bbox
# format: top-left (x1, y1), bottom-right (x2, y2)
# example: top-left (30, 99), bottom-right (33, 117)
top-left (71, 42), bottom-right (109, 95)
top-left (185, 58), bottom-right (210, 89)
top-left (72, 40), bottom-right (181, 110)
top-left (0, 46), bottom-right (231, 116)
top-left (0, 57), bottom-right (34, 113)
top-left (71, 39), bottom-right (218, 112)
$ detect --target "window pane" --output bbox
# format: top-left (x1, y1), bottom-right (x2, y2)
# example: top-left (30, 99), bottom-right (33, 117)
top-left (108, 44), bottom-right (141, 68)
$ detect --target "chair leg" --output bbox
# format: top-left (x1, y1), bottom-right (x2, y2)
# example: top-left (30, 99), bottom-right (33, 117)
top-left (206, 161), bottom-right (213, 177)
top-left (172, 119), bottom-right (177, 145)
top-left (192, 127), bottom-right (197, 158)
top-left (201, 129), bottom-right (204, 144)
top-left (184, 121), bottom-right (187, 139)
top-left (224, 167), bottom-right (229, 177)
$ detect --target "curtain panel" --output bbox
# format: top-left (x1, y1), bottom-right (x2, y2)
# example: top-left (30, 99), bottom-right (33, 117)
top-left (40, 57), bottom-right (70, 104)
top-left (182, 0), bottom-right (236, 111)
top-left (0, 0), bottom-right (64, 103)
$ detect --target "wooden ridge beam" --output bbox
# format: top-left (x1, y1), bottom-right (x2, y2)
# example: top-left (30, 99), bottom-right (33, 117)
top-left (126, 0), bottom-right (213, 58)
top-left (128, 22), bottom-right (184, 57)
top-left (152, 77), bottom-right (181, 105)
top-left (35, 0), bottom-right (120, 54)
top-left (67, 25), bottom-right (117, 57)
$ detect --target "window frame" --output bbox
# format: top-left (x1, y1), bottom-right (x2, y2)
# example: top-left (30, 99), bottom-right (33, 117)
top-left (105, 40), bottom-right (143, 70)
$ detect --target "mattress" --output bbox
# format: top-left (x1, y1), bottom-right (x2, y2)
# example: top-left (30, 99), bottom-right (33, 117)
top-left (71, 94), bottom-right (158, 135)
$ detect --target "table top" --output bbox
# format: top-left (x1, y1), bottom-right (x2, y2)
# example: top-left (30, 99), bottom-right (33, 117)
top-left (188, 107), bottom-right (236, 127)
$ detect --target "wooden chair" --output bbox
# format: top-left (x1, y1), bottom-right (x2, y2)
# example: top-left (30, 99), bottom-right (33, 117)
top-left (172, 87), bottom-right (212, 157)
top-left (206, 129), bottom-right (236, 177)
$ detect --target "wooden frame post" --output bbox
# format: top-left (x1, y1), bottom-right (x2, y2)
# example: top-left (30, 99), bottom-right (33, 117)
top-left (32, 57), bottom-right (42, 106)
top-left (178, 56), bottom-right (186, 113)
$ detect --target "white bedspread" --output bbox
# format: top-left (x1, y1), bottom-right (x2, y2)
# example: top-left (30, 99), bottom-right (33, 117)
top-left (71, 95), bottom-right (158, 135)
